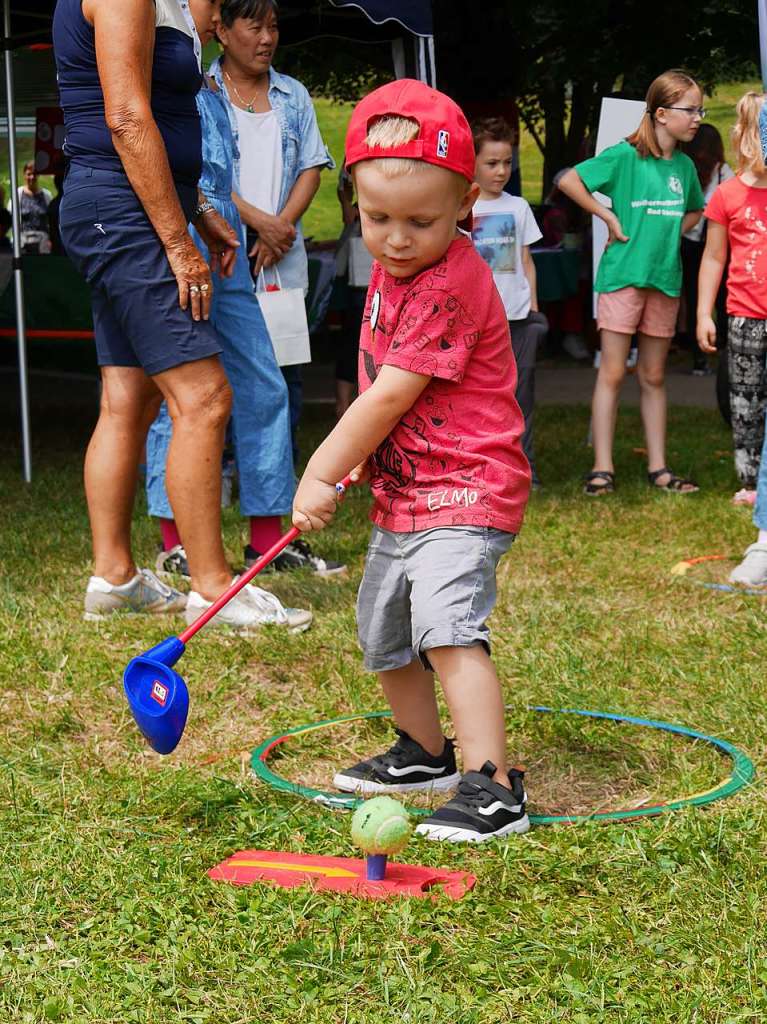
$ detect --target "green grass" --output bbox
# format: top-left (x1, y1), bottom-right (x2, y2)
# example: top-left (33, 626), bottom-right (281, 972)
top-left (2, 399), bottom-right (767, 1022)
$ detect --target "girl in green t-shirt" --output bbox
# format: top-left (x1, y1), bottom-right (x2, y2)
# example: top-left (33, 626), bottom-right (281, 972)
top-left (559, 70), bottom-right (705, 496)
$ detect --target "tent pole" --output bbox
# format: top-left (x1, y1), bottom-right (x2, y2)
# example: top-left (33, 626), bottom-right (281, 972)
top-left (3, 0), bottom-right (31, 482)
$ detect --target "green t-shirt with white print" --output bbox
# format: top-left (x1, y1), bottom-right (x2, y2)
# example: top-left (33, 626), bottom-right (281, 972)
top-left (575, 140), bottom-right (704, 296)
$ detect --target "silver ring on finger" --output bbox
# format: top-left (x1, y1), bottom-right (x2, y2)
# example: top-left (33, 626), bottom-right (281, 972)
top-left (200, 284), bottom-right (210, 293)
top-left (189, 285), bottom-right (200, 295)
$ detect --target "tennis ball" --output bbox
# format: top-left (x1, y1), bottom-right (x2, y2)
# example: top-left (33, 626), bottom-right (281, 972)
top-left (350, 796), bottom-right (412, 855)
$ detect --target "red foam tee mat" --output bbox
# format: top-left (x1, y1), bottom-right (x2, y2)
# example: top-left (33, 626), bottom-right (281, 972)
top-left (208, 849), bottom-right (476, 901)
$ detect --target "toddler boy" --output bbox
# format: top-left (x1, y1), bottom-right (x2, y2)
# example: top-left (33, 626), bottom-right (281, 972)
top-left (292, 80), bottom-right (531, 842)
top-left (471, 117), bottom-right (546, 483)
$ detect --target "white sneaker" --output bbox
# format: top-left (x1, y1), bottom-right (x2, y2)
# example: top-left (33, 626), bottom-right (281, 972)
top-left (84, 568), bottom-right (187, 621)
top-left (729, 543), bottom-right (767, 587)
top-left (184, 579), bottom-right (312, 635)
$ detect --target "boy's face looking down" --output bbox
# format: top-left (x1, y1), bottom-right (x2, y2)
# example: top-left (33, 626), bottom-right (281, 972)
top-left (474, 140), bottom-right (513, 198)
top-left (353, 161), bottom-right (478, 279)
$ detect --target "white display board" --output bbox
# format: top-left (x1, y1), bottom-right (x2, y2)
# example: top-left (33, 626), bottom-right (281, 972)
top-left (591, 97), bottom-right (646, 315)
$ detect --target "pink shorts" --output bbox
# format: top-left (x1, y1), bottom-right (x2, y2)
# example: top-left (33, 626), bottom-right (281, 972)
top-left (597, 287), bottom-right (680, 339)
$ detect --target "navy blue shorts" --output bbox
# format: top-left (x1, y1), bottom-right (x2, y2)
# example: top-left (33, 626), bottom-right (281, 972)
top-left (59, 164), bottom-right (222, 375)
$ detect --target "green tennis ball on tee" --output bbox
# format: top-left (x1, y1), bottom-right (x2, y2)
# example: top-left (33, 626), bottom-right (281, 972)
top-left (351, 796), bottom-right (412, 855)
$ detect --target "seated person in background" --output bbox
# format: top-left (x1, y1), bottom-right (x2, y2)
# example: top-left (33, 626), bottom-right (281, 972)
top-left (13, 162), bottom-right (52, 253)
top-left (471, 116), bottom-right (547, 486)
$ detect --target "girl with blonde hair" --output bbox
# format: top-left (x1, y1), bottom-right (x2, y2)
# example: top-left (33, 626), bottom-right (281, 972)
top-left (559, 70), bottom-right (705, 495)
top-left (698, 91), bottom-right (767, 584)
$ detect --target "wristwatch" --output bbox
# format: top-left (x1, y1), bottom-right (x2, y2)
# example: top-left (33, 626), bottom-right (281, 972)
top-left (193, 200), bottom-right (215, 221)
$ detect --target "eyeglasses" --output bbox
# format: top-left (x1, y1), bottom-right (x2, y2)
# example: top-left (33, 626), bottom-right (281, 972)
top-left (664, 106), bottom-right (707, 119)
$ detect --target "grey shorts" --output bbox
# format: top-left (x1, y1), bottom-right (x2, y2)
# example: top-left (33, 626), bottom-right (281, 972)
top-left (356, 525), bottom-right (515, 672)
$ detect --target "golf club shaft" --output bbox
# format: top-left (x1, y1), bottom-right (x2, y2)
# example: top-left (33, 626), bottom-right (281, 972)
top-left (178, 475), bottom-right (353, 643)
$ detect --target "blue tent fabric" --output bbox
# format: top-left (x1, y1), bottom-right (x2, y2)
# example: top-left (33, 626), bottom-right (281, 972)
top-left (328, 0), bottom-right (432, 37)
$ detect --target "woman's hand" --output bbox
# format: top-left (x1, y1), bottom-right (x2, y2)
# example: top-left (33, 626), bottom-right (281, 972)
top-left (195, 209), bottom-right (239, 277)
top-left (250, 237), bottom-right (279, 276)
top-left (292, 474), bottom-right (339, 532)
top-left (165, 237), bottom-right (214, 321)
top-left (253, 212), bottom-right (296, 256)
top-left (604, 210), bottom-right (629, 246)
top-left (697, 314), bottom-right (718, 354)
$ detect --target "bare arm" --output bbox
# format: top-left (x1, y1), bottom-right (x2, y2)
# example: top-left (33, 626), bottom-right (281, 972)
top-left (521, 246), bottom-right (538, 312)
top-left (557, 168), bottom-right (628, 244)
top-left (86, 0), bottom-right (213, 320)
top-left (696, 220), bottom-right (727, 354)
top-left (292, 365), bottom-right (430, 531)
top-left (682, 210), bottom-right (703, 235)
top-left (281, 167), bottom-right (321, 225)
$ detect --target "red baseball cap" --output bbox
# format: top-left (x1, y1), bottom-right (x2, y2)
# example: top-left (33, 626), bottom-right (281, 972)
top-left (345, 79), bottom-right (475, 183)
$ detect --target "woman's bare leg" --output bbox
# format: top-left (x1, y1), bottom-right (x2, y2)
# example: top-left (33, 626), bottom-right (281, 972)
top-left (591, 329), bottom-right (632, 474)
top-left (85, 366), bottom-right (162, 584)
top-left (154, 356), bottom-right (233, 600)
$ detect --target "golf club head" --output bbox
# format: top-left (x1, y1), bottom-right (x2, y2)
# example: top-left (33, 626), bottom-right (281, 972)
top-left (123, 654), bottom-right (189, 755)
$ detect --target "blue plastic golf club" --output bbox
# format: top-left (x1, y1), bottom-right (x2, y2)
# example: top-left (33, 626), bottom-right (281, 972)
top-left (123, 477), bottom-right (352, 754)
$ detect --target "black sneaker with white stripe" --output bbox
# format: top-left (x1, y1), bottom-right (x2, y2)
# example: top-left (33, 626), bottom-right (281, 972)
top-left (415, 761), bottom-right (530, 843)
top-left (155, 544), bottom-right (190, 581)
top-left (244, 538), bottom-right (346, 577)
top-left (333, 728), bottom-right (460, 794)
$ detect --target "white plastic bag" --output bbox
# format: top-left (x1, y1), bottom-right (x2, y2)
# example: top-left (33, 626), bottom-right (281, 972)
top-left (256, 267), bottom-right (311, 367)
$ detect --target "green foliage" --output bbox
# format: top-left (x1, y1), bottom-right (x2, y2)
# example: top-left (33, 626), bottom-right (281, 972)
top-left (278, 38), bottom-right (393, 103)
top-left (508, 0), bottom-right (759, 196)
top-left (2, 395), bottom-right (767, 1020)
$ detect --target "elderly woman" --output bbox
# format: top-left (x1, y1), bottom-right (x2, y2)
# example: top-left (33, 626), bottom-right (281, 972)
top-left (53, 0), bottom-right (305, 630)
top-left (145, 1), bottom-right (332, 627)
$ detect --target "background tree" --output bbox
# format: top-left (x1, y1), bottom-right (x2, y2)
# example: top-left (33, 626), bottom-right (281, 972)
top-left (433, 0), bottom-right (759, 199)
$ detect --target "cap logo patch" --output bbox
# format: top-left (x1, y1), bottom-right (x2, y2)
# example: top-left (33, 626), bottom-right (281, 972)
top-left (437, 130), bottom-right (449, 159)
top-left (151, 680), bottom-right (169, 706)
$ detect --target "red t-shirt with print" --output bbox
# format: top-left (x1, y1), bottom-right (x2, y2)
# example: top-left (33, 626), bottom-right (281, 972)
top-left (358, 234), bottom-right (531, 534)
top-left (705, 176), bottom-right (767, 319)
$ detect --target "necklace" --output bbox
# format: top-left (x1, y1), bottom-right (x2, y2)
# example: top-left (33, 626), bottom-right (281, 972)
top-left (224, 70), bottom-right (263, 113)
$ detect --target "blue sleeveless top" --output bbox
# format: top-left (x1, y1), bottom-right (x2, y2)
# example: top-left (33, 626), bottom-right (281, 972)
top-left (52, 0), bottom-right (202, 188)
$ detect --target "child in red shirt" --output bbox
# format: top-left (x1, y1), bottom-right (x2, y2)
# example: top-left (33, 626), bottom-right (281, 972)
top-left (292, 79), bottom-right (531, 843)
top-left (699, 90), bottom-right (767, 585)
top-left (699, 91), bottom-right (767, 505)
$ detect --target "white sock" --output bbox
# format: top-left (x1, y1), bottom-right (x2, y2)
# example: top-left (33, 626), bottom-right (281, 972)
top-left (758, 530), bottom-right (767, 545)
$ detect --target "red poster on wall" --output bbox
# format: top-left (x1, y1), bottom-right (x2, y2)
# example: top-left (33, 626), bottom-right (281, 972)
top-left (35, 107), bottom-right (65, 176)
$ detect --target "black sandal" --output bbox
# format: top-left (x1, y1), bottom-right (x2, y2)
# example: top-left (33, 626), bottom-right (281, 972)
top-left (647, 467), bottom-right (699, 494)
top-left (584, 470), bottom-right (615, 496)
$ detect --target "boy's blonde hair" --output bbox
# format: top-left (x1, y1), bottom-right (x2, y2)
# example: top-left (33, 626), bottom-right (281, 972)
top-left (626, 69), bottom-right (700, 159)
top-left (732, 91), bottom-right (767, 175)
top-left (363, 115), bottom-right (429, 177)
top-left (361, 115), bottom-right (468, 197)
